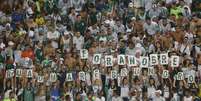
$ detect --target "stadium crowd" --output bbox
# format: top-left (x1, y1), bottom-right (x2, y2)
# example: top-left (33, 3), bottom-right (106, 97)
top-left (0, 0), bottom-right (201, 101)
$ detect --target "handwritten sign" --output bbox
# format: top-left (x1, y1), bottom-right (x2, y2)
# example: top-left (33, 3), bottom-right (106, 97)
top-left (93, 54), bottom-right (102, 64)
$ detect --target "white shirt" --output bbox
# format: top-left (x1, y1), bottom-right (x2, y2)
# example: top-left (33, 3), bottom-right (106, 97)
top-left (184, 69), bottom-right (195, 78)
top-left (159, 21), bottom-right (171, 34)
top-left (14, 50), bottom-right (22, 63)
top-left (62, 36), bottom-right (71, 51)
top-left (144, 0), bottom-right (153, 11)
top-left (147, 86), bottom-right (156, 99)
top-left (95, 97), bottom-right (101, 101)
top-left (88, 26), bottom-right (100, 36)
top-left (93, 85), bottom-right (102, 94)
top-left (51, 41), bottom-right (58, 49)
top-left (163, 85), bottom-right (170, 98)
top-left (130, 96), bottom-right (138, 101)
top-left (73, 36), bottom-right (84, 51)
top-left (126, 47), bottom-right (135, 55)
top-left (184, 96), bottom-right (193, 101)
top-left (112, 96), bottom-right (123, 101)
top-left (101, 96), bottom-right (105, 101)
top-left (148, 44), bottom-right (155, 53)
top-left (58, 0), bottom-right (72, 10)
top-left (143, 22), bottom-right (159, 35)
top-left (166, 0), bottom-right (179, 4)
top-left (47, 31), bottom-right (60, 39)
top-left (86, 72), bottom-right (91, 86)
top-left (185, 32), bottom-right (194, 43)
top-left (171, 93), bottom-right (180, 101)
top-left (184, 0), bottom-right (192, 6)
top-left (120, 86), bottom-right (129, 97)
top-left (72, 0), bottom-right (85, 11)
top-left (180, 44), bottom-right (191, 55)
top-left (195, 46), bottom-right (201, 54)
top-left (95, 97), bottom-right (105, 101)
top-left (148, 8), bottom-right (161, 18)
top-left (113, 24), bottom-right (125, 34)
top-left (4, 90), bottom-right (12, 98)
top-left (133, 0), bottom-right (144, 8)
top-left (153, 96), bottom-right (165, 101)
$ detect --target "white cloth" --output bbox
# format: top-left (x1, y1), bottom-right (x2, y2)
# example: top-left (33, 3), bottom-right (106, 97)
top-left (120, 86), bottom-right (129, 97)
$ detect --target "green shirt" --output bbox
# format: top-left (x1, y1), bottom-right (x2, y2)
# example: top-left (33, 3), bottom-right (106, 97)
top-left (42, 59), bottom-right (51, 67)
top-left (170, 6), bottom-right (182, 19)
top-left (23, 88), bottom-right (34, 101)
top-left (89, 12), bottom-right (98, 25)
top-left (6, 64), bottom-right (14, 70)
top-left (3, 98), bottom-right (16, 101)
top-left (0, 54), bottom-right (4, 63)
top-left (74, 20), bottom-right (87, 35)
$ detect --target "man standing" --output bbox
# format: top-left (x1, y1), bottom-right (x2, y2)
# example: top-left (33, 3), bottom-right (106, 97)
top-left (22, 82), bottom-right (35, 101)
